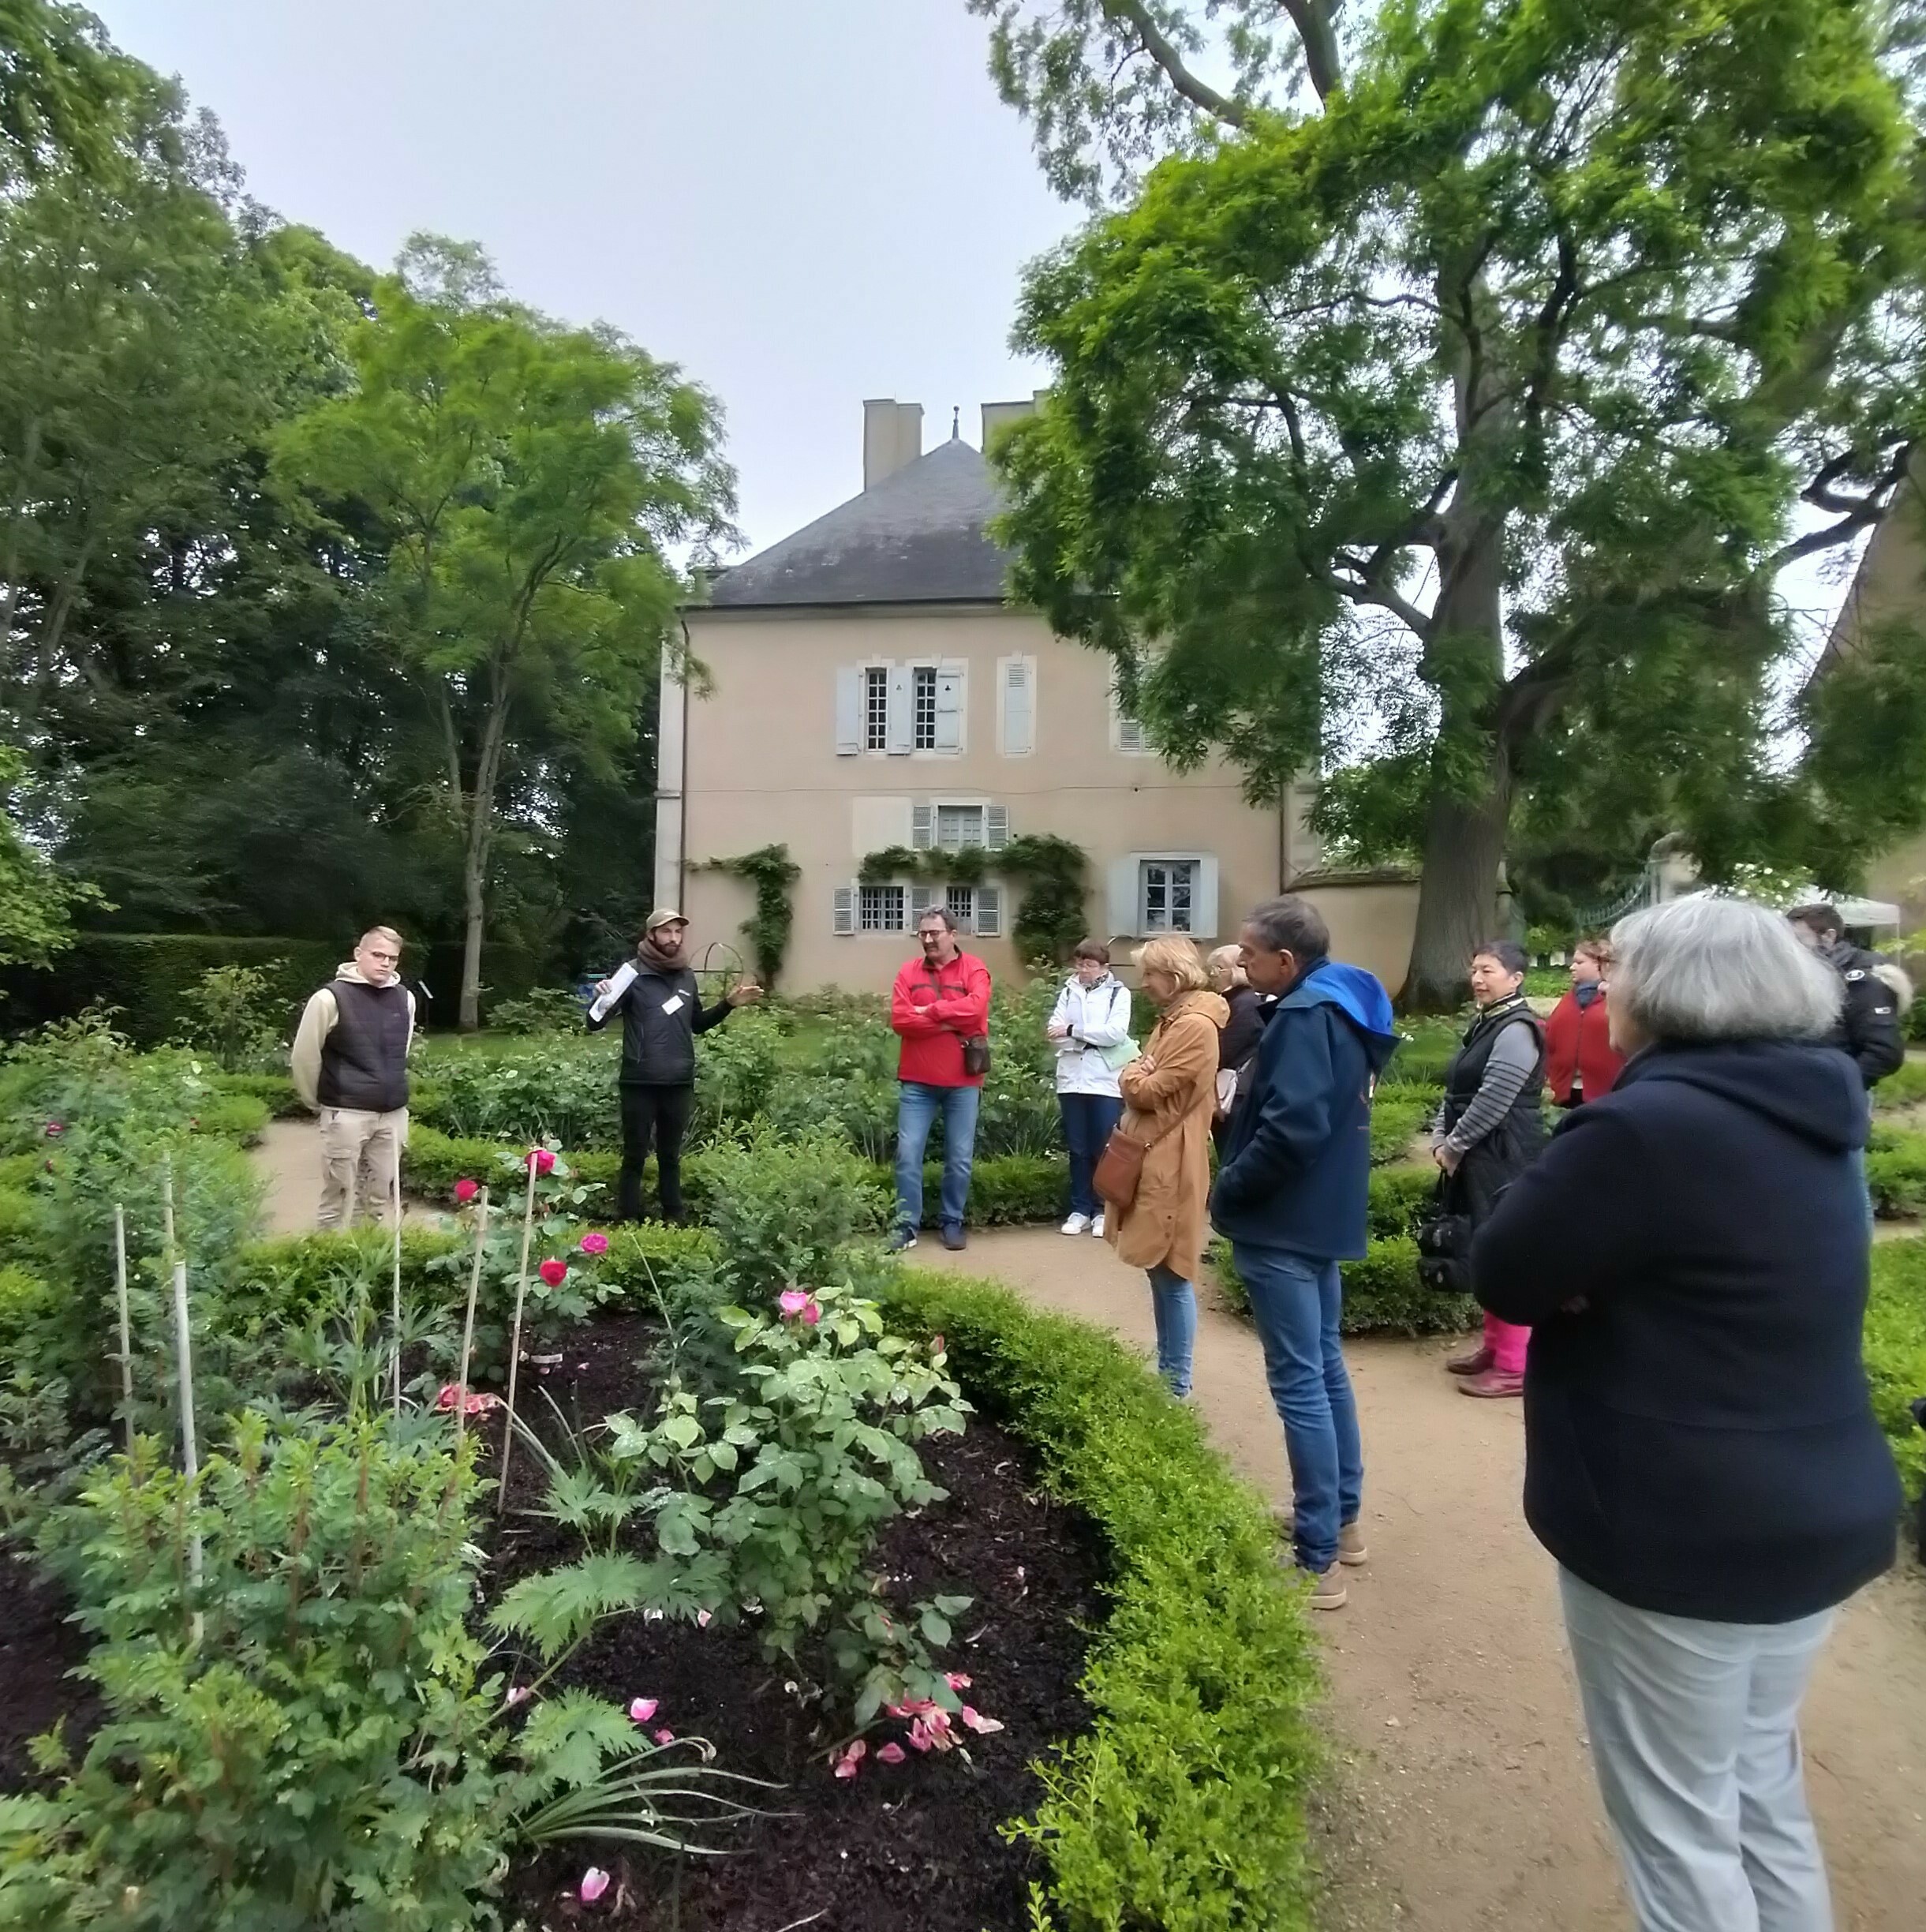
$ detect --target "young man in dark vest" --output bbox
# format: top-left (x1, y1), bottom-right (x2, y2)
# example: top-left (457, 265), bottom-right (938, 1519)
top-left (290, 926), bottom-right (417, 1230)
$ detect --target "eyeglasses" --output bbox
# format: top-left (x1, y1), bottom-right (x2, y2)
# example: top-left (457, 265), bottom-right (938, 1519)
top-left (364, 949), bottom-right (400, 963)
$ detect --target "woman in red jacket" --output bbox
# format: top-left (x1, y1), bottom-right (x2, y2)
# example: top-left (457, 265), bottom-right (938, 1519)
top-left (1544, 938), bottom-right (1625, 1110)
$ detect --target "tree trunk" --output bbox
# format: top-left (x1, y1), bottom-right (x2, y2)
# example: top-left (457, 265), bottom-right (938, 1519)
top-left (459, 844), bottom-right (487, 1033)
top-left (1405, 766), bottom-right (1512, 1009)
top-left (456, 675), bottom-right (512, 1032)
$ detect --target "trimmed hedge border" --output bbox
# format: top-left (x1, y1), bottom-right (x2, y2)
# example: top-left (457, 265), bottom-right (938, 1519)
top-left (1867, 1239), bottom-right (1926, 1495)
top-left (878, 1265), bottom-right (1321, 1930)
top-left (402, 1124), bottom-right (1069, 1230)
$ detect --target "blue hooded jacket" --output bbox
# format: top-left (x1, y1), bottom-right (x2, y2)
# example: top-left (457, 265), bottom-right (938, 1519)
top-left (1210, 958), bottom-right (1401, 1260)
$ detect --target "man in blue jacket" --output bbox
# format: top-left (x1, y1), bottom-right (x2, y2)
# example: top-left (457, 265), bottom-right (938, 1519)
top-left (1211, 895), bottom-right (1400, 1609)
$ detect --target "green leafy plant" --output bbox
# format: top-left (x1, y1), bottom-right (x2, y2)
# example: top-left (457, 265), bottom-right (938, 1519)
top-left (695, 1131), bottom-right (888, 1297)
top-left (168, 960), bottom-right (294, 1073)
top-left (488, 987), bottom-right (591, 1035)
top-left (694, 844), bottom-right (802, 987)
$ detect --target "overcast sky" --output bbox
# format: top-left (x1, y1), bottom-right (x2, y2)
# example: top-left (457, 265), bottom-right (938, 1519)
top-left (91, 0), bottom-right (1073, 556)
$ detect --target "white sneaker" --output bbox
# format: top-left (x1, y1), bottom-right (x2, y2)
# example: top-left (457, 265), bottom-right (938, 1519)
top-left (1090, 1214), bottom-right (1105, 1237)
top-left (1060, 1213), bottom-right (1091, 1236)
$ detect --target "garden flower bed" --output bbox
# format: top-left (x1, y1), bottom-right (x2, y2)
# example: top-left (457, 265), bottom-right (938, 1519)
top-left (0, 1017), bottom-right (1325, 1930)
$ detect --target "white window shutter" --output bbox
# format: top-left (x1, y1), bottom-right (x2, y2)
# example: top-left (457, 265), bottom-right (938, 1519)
top-left (1194, 857), bottom-right (1221, 938)
top-left (911, 803), bottom-right (935, 850)
top-left (1000, 657), bottom-right (1034, 756)
top-left (985, 803), bottom-right (1009, 851)
top-left (832, 886), bottom-right (856, 935)
top-left (934, 663), bottom-right (964, 751)
top-left (885, 665), bottom-right (913, 754)
top-left (909, 885), bottom-right (933, 923)
top-left (975, 884), bottom-right (1003, 938)
top-left (835, 667), bottom-right (863, 755)
top-left (1107, 856), bottom-right (1140, 938)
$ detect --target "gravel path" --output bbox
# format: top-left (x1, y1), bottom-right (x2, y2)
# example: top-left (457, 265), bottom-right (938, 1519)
top-left (914, 1225), bottom-right (1926, 1932)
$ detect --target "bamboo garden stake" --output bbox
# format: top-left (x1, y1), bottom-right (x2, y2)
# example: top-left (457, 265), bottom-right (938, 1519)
top-left (454, 1185), bottom-right (488, 1447)
top-left (391, 1137), bottom-right (405, 1417)
top-left (113, 1205), bottom-right (133, 1451)
top-left (496, 1155), bottom-right (541, 1511)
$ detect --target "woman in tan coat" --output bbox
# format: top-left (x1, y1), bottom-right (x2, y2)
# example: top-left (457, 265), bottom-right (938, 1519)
top-left (1105, 936), bottom-right (1229, 1396)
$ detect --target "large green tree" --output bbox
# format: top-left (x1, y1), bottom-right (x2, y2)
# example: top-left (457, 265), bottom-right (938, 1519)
top-left (974, 0), bottom-right (1926, 1002)
top-left (276, 240), bottom-right (736, 1028)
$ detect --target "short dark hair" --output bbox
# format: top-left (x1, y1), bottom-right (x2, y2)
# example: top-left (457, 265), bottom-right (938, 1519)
top-left (918, 907), bottom-right (956, 932)
top-left (1787, 902), bottom-right (1845, 943)
top-left (1474, 938), bottom-right (1530, 976)
top-left (1243, 895), bottom-right (1330, 964)
top-left (1072, 937), bottom-right (1110, 965)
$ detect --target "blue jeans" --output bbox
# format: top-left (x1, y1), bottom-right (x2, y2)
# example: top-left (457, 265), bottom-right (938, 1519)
top-left (1147, 1264), bottom-right (1196, 1396)
top-left (1059, 1091), bottom-right (1123, 1218)
top-left (1232, 1241), bottom-right (1363, 1574)
top-left (895, 1081), bottom-right (980, 1234)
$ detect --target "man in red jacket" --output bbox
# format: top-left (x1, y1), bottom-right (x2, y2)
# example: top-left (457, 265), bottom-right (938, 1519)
top-left (889, 908), bottom-right (992, 1252)
top-left (1544, 938), bottom-right (1626, 1108)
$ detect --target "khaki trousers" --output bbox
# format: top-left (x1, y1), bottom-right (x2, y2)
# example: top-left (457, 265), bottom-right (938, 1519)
top-left (316, 1106), bottom-right (409, 1230)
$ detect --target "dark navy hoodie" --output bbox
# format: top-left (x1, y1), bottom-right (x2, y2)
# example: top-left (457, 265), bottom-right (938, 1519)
top-left (1210, 959), bottom-right (1400, 1260)
top-left (1474, 1039), bottom-right (1899, 1623)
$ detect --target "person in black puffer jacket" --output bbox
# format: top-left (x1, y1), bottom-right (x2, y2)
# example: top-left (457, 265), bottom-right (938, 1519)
top-left (588, 909), bottom-right (761, 1222)
top-left (1786, 901), bottom-right (1906, 1089)
top-left (1473, 896), bottom-right (1898, 1932)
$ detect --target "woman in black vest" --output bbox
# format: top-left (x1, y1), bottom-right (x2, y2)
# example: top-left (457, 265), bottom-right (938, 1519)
top-left (1430, 939), bottom-right (1546, 1397)
top-left (589, 909), bottom-right (761, 1223)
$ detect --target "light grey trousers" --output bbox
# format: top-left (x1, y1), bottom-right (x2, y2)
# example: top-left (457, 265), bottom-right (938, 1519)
top-left (1560, 1568), bottom-right (1835, 1932)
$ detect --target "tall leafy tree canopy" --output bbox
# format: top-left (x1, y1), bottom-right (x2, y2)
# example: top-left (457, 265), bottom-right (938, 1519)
top-left (974, 0), bottom-right (1926, 1001)
top-left (274, 241), bottom-right (737, 1028)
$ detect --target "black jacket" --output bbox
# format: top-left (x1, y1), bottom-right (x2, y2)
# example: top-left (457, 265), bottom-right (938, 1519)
top-left (1823, 942), bottom-right (1905, 1088)
top-left (587, 964), bottom-right (731, 1086)
top-left (1472, 1039), bottom-right (1898, 1623)
top-left (1217, 984), bottom-right (1265, 1093)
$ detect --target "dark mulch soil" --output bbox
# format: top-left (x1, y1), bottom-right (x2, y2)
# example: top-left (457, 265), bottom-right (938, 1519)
top-left (0, 1549), bottom-right (99, 1792)
top-left (489, 1313), bottom-right (1106, 1932)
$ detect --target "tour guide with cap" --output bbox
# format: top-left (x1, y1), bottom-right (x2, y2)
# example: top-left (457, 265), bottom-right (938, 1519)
top-left (290, 925), bottom-right (417, 1230)
top-left (589, 908), bottom-right (761, 1224)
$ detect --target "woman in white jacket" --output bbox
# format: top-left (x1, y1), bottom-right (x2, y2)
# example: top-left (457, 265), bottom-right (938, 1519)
top-left (1046, 938), bottom-right (1135, 1236)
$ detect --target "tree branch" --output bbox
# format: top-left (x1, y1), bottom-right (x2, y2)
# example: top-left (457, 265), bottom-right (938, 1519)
top-left (1766, 444), bottom-right (1914, 575)
top-left (1104, 1), bottom-right (1250, 125)
top-left (1278, 2), bottom-right (1341, 101)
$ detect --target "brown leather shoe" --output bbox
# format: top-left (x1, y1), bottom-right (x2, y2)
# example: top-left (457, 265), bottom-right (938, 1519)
top-left (1445, 1345), bottom-right (1494, 1376)
top-left (1459, 1367), bottom-right (1524, 1398)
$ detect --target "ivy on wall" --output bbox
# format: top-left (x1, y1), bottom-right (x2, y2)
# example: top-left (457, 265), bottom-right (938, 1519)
top-left (694, 844), bottom-right (801, 987)
top-left (858, 834), bottom-right (1089, 972)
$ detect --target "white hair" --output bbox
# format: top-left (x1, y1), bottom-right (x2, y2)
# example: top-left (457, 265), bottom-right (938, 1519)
top-left (1610, 897), bottom-right (1842, 1043)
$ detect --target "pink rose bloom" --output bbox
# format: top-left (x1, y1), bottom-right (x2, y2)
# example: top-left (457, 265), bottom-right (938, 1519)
top-left (527, 1147), bottom-right (555, 1174)
top-left (578, 1866), bottom-right (610, 1904)
top-left (799, 1298), bottom-right (821, 1326)
top-left (454, 1178), bottom-right (479, 1204)
top-left (538, 1258), bottom-right (567, 1287)
top-left (43, 1122), bottom-right (63, 1138)
top-left (628, 1698), bottom-right (658, 1724)
top-left (580, 1230), bottom-right (609, 1255)
top-left (778, 1289), bottom-right (810, 1319)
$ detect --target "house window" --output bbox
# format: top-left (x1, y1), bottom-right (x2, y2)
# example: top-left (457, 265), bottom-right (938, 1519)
top-left (859, 883), bottom-right (906, 932)
top-left (913, 665), bottom-right (939, 750)
top-left (865, 666), bottom-right (889, 751)
top-left (945, 885), bottom-right (974, 930)
top-left (1142, 859), bottom-right (1199, 934)
top-left (937, 803), bottom-right (985, 852)
top-left (1111, 674), bottom-right (1150, 754)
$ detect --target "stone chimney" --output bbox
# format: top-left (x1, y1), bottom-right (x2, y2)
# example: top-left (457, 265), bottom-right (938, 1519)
top-left (980, 390), bottom-right (1049, 452)
top-left (863, 399), bottom-right (924, 489)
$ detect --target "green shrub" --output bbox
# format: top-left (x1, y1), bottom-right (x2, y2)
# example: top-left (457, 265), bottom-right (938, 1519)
top-left (1866, 1240), bottom-right (1926, 1494)
top-left (189, 1093), bottom-right (271, 1146)
top-left (406, 1125), bottom-right (619, 1204)
top-left (487, 987), bottom-right (589, 1035)
top-left (1874, 1059), bottom-right (1926, 1110)
top-left (1867, 1125), bottom-right (1926, 1218)
top-left (1369, 1163), bottom-right (1438, 1239)
top-left (1212, 1234), bottom-right (1476, 1337)
top-left (210, 1072), bottom-right (302, 1118)
top-left (874, 1267), bottom-right (1320, 1931)
top-left (170, 960), bottom-right (296, 1073)
top-left (697, 1131), bottom-right (888, 1295)
top-left (1371, 1095), bottom-right (1432, 1164)
top-left (923, 1152), bottom-right (1068, 1226)
top-left (0, 935), bottom-right (340, 1048)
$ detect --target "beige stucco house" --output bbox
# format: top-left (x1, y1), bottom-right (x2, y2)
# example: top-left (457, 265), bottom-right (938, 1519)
top-left (656, 399), bottom-right (1412, 994)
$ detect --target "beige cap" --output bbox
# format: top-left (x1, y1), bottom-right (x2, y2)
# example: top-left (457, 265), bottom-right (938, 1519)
top-left (644, 907), bottom-right (687, 934)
